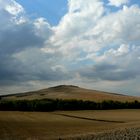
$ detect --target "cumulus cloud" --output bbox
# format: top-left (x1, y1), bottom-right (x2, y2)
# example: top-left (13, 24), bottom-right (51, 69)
top-left (48, 0), bottom-right (140, 94)
top-left (34, 18), bottom-right (53, 39)
top-left (51, 0), bottom-right (104, 45)
top-left (50, 3), bottom-right (140, 61)
top-left (0, 0), bottom-right (24, 15)
top-left (108, 44), bottom-right (130, 56)
top-left (0, 0), bottom-right (140, 95)
top-left (0, 0), bottom-right (72, 90)
top-left (108, 0), bottom-right (129, 7)
top-left (4, 0), bottom-right (24, 15)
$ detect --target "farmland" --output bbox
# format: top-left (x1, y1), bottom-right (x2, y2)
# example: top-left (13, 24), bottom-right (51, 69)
top-left (2, 85), bottom-right (140, 102)
top-left (0, 86), bottom-right (140, 139)
top-left (0, 110), bottom-right (140, 139)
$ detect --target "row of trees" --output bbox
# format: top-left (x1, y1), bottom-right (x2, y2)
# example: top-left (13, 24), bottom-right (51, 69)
top-left (0, 99), bottom-right (140, 111)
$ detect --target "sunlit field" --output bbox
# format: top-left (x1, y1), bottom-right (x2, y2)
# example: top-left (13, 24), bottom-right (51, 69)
top-left (0, 110), bottom-right (140, 140)
top-left (3, 85), bottom-right (140, 102)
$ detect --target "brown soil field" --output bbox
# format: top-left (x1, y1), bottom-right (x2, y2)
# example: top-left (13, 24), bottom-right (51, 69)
top-left (0, 110), bottom-right (140, 140)
top-left (2, 85), bottom-right (140, 102)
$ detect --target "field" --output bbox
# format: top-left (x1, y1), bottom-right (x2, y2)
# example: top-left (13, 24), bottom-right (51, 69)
top-left (2, 85), bottom-right (140, 102)
top-left (0, 110), bottom-right (140, 140)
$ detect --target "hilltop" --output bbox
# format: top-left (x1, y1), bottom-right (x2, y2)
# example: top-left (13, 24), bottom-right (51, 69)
top-left (1, 85), bottom-right (140, 102)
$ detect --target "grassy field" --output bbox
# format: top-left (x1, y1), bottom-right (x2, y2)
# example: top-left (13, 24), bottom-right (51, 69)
top-left (0, 110), bottom-right (140, 140)
top-left (2, 85), bottom-right (140, 102)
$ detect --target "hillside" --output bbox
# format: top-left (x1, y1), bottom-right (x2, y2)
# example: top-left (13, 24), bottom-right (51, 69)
top-left (1, 85), bottom-right (140, 102)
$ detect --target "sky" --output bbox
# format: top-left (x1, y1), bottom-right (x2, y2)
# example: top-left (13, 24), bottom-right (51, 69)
top-left (0, 0), bottom-right (140, 96)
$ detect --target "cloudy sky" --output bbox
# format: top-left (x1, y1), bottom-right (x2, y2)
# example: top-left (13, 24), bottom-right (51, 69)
top-left (0, 0), bottom-right (140, 95)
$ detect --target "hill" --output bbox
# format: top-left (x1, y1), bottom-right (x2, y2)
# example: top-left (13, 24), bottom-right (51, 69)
top-left (1, 85), bottom-right (140, 102)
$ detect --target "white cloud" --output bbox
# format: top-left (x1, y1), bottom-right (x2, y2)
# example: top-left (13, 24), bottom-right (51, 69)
top-left (108, 44), bottom-right (130, 56)
top-left (5, 0), bottom-right (24, 15)
top-left (108, 0), bottom-right (129, 7)
top-left (0, 0), bottom-right (24, 15)
top-left (51, 0), bottom-right (104, 45)
top-left (48, 4), bottom-right (140, 65)
top-left (46, 1), bottom-right (140, 95)
top-left (0, 0), bottom-right (26, 27)
top-left (34, 18), bottom-right (53, 39)
top-left (0, 0), bottom-right (140, 95)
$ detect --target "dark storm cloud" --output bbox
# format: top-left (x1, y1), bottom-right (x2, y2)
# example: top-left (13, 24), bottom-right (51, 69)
top-left (0, 23), bottom-right (43, 84)
top-left (0, 14), bottom-right (71, 85)
top-left (0, 24), bottom-right (45, 55)
top-left (0, 50), bottom-right (72, 85)
top-left (79, 63), bottom-right (140, 81)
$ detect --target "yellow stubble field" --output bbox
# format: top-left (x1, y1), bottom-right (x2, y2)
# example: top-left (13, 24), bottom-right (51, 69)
top-left (0, 110), bottom-right (140, 140)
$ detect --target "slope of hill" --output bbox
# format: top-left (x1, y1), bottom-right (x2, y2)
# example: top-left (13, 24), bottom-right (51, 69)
top-left (1, 85), bottom-right (140, 102)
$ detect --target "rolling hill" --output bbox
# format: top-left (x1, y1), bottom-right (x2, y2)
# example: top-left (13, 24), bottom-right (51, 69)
top-left (1, 85), bottom-right (140, 102)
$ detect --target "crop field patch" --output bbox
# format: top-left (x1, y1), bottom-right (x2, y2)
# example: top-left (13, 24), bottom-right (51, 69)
top-left (0, 110), bottom-right (140, 139)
